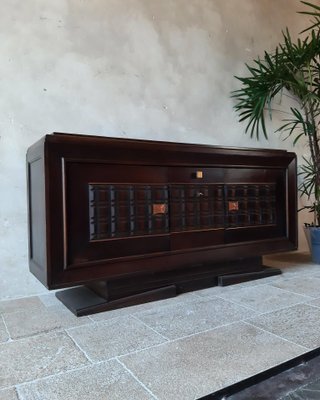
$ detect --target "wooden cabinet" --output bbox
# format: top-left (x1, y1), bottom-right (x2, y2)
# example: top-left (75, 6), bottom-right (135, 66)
top-left (27, 133), bottom-right (297, 315)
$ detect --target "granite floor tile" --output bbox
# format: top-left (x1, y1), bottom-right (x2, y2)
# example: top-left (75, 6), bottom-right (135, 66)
top-left (248, 303), bottom-right (320, 349)
top-left (3, 305), bottom-right (90, 339)
top-left (121, 322), bottom-right (305, 400)
top-left (0, 263), bottom-right (46, 301)
top-left (283, 264), bottom-right (320, 274)
top-left (0, 296), bottom-right (44, 314)
top-left (17, 359), bottom-right (154, 400)
top-left (0, 331), bottom-right (89, 388)
top-left (90, 292), bottom-right (197, 322)
top-left (306, 271), bottom-right (320, 281)
top-left (217, 285), bottom-right (312, 313)
top-left (307, 297), bottom-right (320, 308)
top-left (0, 317), bottom-right (9, 343)
top-left (134, 297), bottom-right (256, 339)
top-left (194, 283), bottom-right (255, 298)
top-left (263, 252), bottom-right (318, 277)
top-left (271, 277), bottom-right (320, 298)
top-left (0, 388), bottom-right (19, 400)
top-left (67, 315), bottom-right (167, 362)
top-left (38, 293), bottom-right (62, 308)
top-left (306, 378), bottom-right (320, 391)
top-left (193, 277), bottom-right (286, 300)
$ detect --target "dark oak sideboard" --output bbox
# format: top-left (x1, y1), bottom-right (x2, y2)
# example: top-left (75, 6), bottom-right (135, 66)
top-left (27, 133), bottom-right (297, 315)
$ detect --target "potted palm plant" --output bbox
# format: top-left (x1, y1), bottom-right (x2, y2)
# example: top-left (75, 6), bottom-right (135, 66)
top-left (232, 1), bottom-right (320, 262)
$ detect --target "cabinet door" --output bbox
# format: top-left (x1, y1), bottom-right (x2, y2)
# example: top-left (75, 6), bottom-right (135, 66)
top-left (168, 167), bottom-right (226, 250)
top-left (168, 166), bottom-right (288, 250)
top-left (64, 161), bottom-right (170, 268)
top-left (169, 183), bottom-right (225, 250)
top-left (223, 168), bottom-right (287, 243)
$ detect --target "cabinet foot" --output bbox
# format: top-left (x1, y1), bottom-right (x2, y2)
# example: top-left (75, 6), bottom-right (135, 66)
top-left (55, 258), bottom-right (282, 316)
top-left (217, 266), bottom-right (281, 286)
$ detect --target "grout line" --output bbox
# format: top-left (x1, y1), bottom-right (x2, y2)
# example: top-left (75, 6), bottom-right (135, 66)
top-left (265, 284), bottom-right (319, 299)
top-left (216, 292), bottom-right (301, 316)
top-left (67, 319), bottom-right (99, 329)
top-left (117, 296), bottom-right (320, 359)
top-left (62, 316), bottom-right (172, 361)
top-left (87, 313), bottom-right (136, 324)
top-left (265, 285), bottom-right (315, 300)
top-left (64, 329), bottom-right (95, 364)
top-left (14, 359), bottom-right (140, 397)
top-left (0, 291), bottom-right (54, 303)
top-left (1, 314), bottom-right (13, 343)
top-left (86, 315), bottom-right (97, 323)
top-left (243, 321), bottom-right (310, 351)
top-left (188, 292), bottom-right (259, 314)
top-left (15, 356), bottom-right (138, 394)
top-left (118, 308), bottom-right (313, 360)
top-left (116, 358), bottom-right (159, 400)
top-left (192, 291), bottom-right (224, 300)
top-left (0, 311), bottom-right (96, 345)
top-left (116, 337), bottom-right (177, 358)
top-left (0, 327), bottom-right (69, 346)
top-left (222, 297), bottom-right (319, 317)
top-left (15, 387), bottom-right (23, 400)
top-left (67, 314), bottom-right (130, 330)
top-left (304, 302), bottom-right (320, 310)
top-left (116, 320), bottom-right (249, 359)
top-left (0, 326), bottom-right (82, 345)
top-left (205, 287), bottom-right (319, 317)
top-left (14, 361), bottom-right (103, 395)
top-left (0, 386), bottom-right (21, 400)
top-left (130, 314), bottom-right (170, 341)
top-left (212, 295), bottom-right (260, 312)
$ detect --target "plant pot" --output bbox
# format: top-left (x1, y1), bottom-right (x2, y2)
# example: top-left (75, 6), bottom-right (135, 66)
top-left (306, 226), bottom-right (320, 264)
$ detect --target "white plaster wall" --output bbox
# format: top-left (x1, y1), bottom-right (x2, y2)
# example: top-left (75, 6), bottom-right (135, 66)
top-left (0, 0), bottom-right (312, 299)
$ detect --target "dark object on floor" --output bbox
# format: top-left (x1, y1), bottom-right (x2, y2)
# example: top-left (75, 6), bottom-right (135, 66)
top-left (199, 347), bottom-right (320, 400)
top-left (27, 133), bottom-right (297, 315)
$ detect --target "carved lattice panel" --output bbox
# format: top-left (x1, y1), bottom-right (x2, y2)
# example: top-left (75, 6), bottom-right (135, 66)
top-left (169, 184), bottom-right (225, 231)
top-left (226, 184), bottom-right (276, 227)
top-left (89, 184), bottom-right (169, 240)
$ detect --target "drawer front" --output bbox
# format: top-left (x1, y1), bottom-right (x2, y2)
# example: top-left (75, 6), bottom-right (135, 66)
top-left (168, 167), bottom-right (224, 184)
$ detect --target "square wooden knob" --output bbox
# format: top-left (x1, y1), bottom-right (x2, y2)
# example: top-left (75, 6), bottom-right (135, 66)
top-left (196, 171), bottom-right (203, 179)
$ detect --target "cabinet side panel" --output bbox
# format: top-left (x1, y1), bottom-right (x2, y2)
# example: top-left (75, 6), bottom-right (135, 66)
top-left (27, 155), bottom-right (47, 285)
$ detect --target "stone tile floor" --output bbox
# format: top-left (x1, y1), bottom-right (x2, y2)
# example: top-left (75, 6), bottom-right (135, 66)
top-left (1, 252), bottom-right (320, 400)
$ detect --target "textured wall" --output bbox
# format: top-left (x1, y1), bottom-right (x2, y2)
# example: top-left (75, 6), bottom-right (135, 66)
top-left (0, 0), bottom-right (310, 299)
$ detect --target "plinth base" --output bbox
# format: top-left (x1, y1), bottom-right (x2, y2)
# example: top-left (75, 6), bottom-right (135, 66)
top-left (56, 257), bottom-right (281, 316)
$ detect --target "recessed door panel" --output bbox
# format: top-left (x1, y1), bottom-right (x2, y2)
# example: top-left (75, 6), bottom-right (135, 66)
top-left (169, 183), bottom-right (225, 251)
top-left (64, 161), bottom-right (170, 268)
top-left (169, 167), bottom-right (287, 250)
top-left (224, 170), bottom-right (287, 243)
top-left (169, 184), bottom-right (225, 232)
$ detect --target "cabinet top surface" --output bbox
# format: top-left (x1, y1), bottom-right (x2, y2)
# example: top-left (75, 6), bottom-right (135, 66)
top-left (43, 132), bottom-right (294, 156)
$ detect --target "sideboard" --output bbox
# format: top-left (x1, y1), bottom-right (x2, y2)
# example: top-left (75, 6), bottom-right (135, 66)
top-left (27, 133), bottom-right (297, 315)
